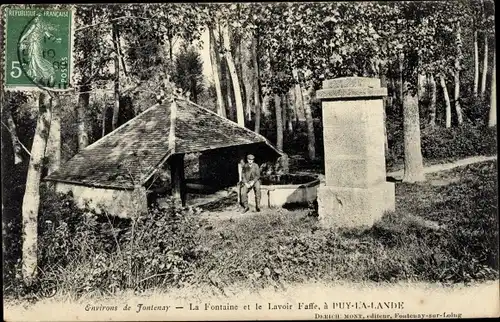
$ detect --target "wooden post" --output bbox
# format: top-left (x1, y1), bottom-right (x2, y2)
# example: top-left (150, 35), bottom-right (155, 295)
top-left (169, 154), bottom-right (186, 206)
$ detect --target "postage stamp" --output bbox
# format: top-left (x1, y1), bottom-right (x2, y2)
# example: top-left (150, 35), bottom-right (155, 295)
top-left (3, 7), bottom-right (75, 91)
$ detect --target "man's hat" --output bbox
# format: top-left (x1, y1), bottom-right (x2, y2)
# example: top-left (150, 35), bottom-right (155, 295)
top-left (247, 154), bottom-right (255, 160)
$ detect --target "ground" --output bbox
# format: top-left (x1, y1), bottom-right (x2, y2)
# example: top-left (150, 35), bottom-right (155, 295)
top-left (3, 157), bottom-right (498, 320)
top-left (188, 159), bottom-right (498, 291)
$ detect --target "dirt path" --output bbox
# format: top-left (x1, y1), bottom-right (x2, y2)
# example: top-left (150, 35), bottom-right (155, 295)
top-left (387, 155), bottom-right (497, 180)
top-left (201, 155), bottom-right (497, 220)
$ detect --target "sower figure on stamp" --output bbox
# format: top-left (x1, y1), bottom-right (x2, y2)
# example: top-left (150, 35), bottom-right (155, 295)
top-left (240, 154), bottom-right (261, 213)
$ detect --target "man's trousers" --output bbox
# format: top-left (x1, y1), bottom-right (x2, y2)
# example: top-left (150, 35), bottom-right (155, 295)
top-left (240, 181), bottom-right (261, 209)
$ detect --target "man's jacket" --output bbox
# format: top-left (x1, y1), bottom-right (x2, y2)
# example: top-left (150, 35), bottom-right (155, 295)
top-left (242, 163), bottom-right (261, 184)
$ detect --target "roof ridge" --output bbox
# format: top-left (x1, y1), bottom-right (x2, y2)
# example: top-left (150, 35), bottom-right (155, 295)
top-left (168, 99), bottom-right (177, 153)
top-left (175, 96), bottom-right (284, 154)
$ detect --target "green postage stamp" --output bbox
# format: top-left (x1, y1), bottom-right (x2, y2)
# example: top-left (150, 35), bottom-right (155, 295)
top-left (3, 7), bottom-right (75, 91)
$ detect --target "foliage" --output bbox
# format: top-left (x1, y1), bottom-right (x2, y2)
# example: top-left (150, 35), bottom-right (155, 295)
top-left (2, 188), bottom-right (207, 298)
top-left (172, 43), bottom-right (205, 103)
top-left (420, 124), bottom-right (497, 161)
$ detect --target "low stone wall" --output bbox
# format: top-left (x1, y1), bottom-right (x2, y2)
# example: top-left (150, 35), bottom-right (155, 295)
top-left (55, 182), bottom-right (147, 218)
top-left (248, 176), bottom-right (320, 208)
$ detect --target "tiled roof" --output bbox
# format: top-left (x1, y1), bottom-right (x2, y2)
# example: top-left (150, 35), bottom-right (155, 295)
top-left (44, 97), bottom-right (281, 189)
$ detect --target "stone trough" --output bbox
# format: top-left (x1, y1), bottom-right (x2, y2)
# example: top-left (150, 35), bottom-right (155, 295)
top-left (248, 174), bottom-right (320, 208)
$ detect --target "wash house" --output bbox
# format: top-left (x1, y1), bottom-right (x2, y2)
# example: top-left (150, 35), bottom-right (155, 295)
top-left (44, 97), bottom-right (283, 217)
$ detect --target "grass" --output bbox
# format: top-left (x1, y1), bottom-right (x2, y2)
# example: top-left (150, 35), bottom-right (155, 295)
top-left (191, 160), bottom-right (498, 290)
top-left (3, 159), bottom-right (498, 303)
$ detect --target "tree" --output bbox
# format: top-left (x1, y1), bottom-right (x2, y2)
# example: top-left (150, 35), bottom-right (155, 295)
top-left (285, 91), bottom-right (293, 132)
top-left (473, 30), bottom-right (480, 97)
top-left (274, 94), bottom-right (283, 150)
top-left (21, 92), bottom-right (52, 283)
top-left (241, 41), bottom-right (253, 122)
top-left (292, 70), bottom-right (315, 160)
top-left (111, 23), bottom-right (121, 131)
top-left (440, 74), bottom-right (453, 128)
top-left (2, 95), bottom-right (27, 164)
top-left (480, 33), bottom-right (488, 97)
top-left (428, 74), bottom-right (437, 127)
top-left (401, 53), bottom-right (425, 183)
top-left (251, 35), bottom-right (262, 133)
top-left (208, 25), bottom-right (225, 117)
top-left (173, 43), bottom-right (204, 103)
top-left (46, 95), bottom-right (61, 175)
top-left (379, 3), bottom-right (427, 182)
top-left (453, 20), bottom-right (464, 125)
top-left (221, 23), bottom-right (245, 127)
top-left (488, 51), bottom-right (496, 127)
top-left (74, 5), bottom-right (111, 149)
top-left (478, 0), bottom-right (495, 97)
top-left (302, 86), bottom-right (316, 160)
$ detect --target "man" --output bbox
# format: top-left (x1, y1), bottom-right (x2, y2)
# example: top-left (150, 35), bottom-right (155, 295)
top-left (240, 154), bottom-right (261, 213)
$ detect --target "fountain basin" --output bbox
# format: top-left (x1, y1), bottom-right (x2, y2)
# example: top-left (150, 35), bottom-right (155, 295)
top-left (248, 174), bottom-right (320, 208)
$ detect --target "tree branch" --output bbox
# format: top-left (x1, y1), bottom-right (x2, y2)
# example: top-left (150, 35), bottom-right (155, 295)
top-left (75, 16), bottom-right (152, 32)
top-left (1, 120), bottom-right (32, 157)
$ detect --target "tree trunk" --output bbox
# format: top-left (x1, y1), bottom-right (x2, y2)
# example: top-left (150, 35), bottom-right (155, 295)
top-left (440, 75), bottom-right (452, 128)
top-left (454, 21), bottom-right (463, 125)
top-left (282, 93), bottom-right (287, 131)
top-left (303, 87), bottom-right (316, 160)
top-left (219, 23), bottom-right (232, 119)
top-left (399, 55), bottom-right (404, 114)
top-left (292, 69), bottom-right (314, 159)
top-left (481, 33), bottom-right (488, 97)
top-left (287, 88), bottom-right (294, 132)
top-left (224, 62), bottom-right (235, 121)
top-left (168, 33), bottom-right (174, 63)
top-left (111, 24), bottom-right (120, 131)
top-left (101, 103), bottom-right (107, 138)
top-left (241, 41), bottom-right (253, 122)
top-left (22, 92), bottom-right (52, 284)
top-left (46, 95), bottom-right (61, 175)
top-left (290, 86), bottom-right (298, 125)
top-left (292, 69), bottom-right (305, 120)
top-left (208, 26), bottom-right (225, 118)
top-left (5, 108), bottom-right (24, 164)
top-left (76, 7), bottom-right (92, 149)
top-left (275, 94), bottom-right (283, 151)
top-left (190, 77), bottom-right (198, 103)
top-left (488, 52), bottom-right (496, 127)
top-left (402, 84), bottom-right (425, 183)
top-left (251, 36), bottom-right (261, 134)
top-left (77, 84), bottom-right (90, 150)
top-left (474, 30), bottom-right (479, 97)
top-left (221, 24), bottom-right (245, 127)
top-left (429, 74), bottom-right (437, 127)
top-left (234, 33), bottom-right (246, 117)
top-left (261, 93), bottom-right (271, 117)
top-left (417, 73), bottom-right (426, 102)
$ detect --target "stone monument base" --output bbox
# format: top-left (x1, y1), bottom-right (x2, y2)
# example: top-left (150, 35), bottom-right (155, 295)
top-left (317, 182), bottom-right (395, 228)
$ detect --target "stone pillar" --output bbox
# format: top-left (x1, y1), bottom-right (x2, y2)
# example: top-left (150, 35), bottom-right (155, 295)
top-left (316, 77), bottom-right (395, 228)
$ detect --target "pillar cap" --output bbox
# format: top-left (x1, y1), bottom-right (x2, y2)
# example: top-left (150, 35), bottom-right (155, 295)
top-left (316, 77), bottom-right (387, 101)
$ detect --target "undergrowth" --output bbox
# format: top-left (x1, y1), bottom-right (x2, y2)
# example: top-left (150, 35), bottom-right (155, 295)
top-left (3, 160), bottom-right (498, 301)
top-left (195, 160), bottom-right (498, 289)
top-left (4, 189), bottom-right (208, 300)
